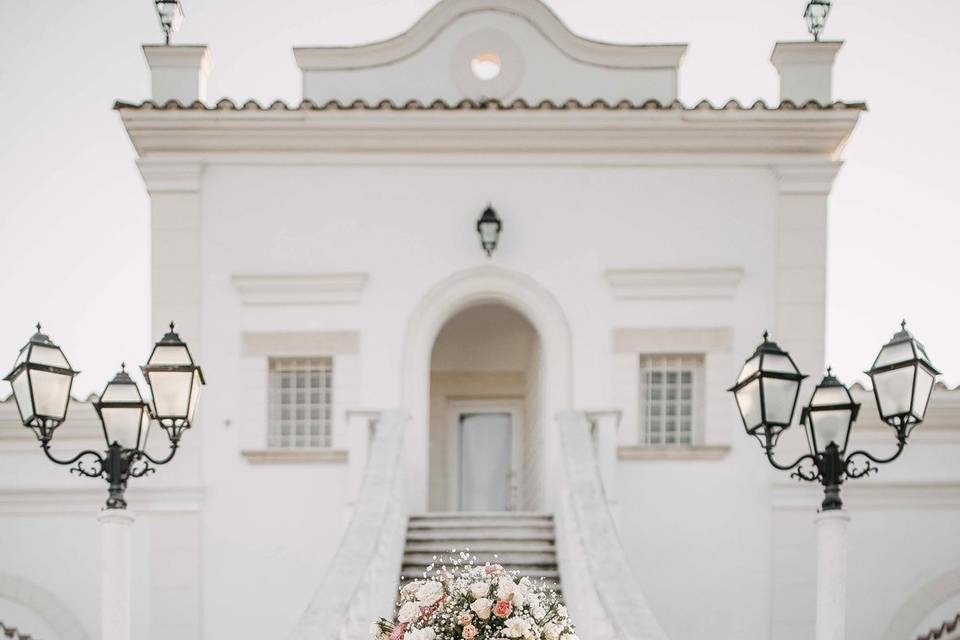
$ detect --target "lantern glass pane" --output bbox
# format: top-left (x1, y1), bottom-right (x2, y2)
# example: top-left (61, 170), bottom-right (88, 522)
top-left (873, 365), bottom-right (914, 418)
top-left (187, 370), bottom-right (202, 423)
top-left (141, 411), bottom-right (152, 449)
top-left (101, 407), bottom-right (144, 449)
top-left (29, 369), bottom-right (71, 420)
top-left (873, 342), bottom-right (914, 369)
top-left (29, 345), bottom-right (70, 369)
top-left (912, 367), bottom-right (935, 420)
top-left (101, 383), bottom-right (142, 403)
top-left (762, 377), bottom-right (798, 425)
top-left (14, 347), bottom-right (28, 368)
top-left (810, 409), bottom-right (852, 452)
top-left (148, 370), bottom-right (192, 418)
top-left (735, 379), bottom-right (762, 430)
top-left (810, 385), bottom-right (849, 408)
top-left (761, 353), bottom-right (798, 375)
top-left (479, 222), bottom-right (499, 243)
top-left (149, 345), bottom-right (191, 366)
top-left (736, 355), bottom-right (760, 384)
top-left (10, 369), bottom-right (34, 422)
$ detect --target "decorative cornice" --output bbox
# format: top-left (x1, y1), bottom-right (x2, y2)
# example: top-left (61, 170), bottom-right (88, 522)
top-left (612, 327), bottom-right (733, 353)
top-left (605, 267), bottom-right (743, 300)
top-left (292, 0), bottom-right (685, 71)
top-left (232, 273), bottom-right (368, 305)
top-left (240, 449), bottom-right (348, 464)
top-left (136, 158), bottom-right (204, 193)
top-left (773, 161), bottom-right (844, 194)
top-left (241, 331), bottom-right (360, 356)
top-left (142, 45), bottom-right (212, 71)
top-left (115, 99), bottom-right (863, 159)
top-left (771, 41), bottom-right (844, 67)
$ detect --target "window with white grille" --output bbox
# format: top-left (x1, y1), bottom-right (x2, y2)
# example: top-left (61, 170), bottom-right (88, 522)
top-left (268, 358), bottom-right (333, 448)
top-left (638, 355), bottom-right (704, 446)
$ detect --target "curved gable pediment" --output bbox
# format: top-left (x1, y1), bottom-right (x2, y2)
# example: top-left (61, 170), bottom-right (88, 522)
top-left (294, 0), bottom-right (685, 104)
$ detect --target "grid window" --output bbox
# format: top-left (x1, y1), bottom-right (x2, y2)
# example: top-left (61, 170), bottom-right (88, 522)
top-left (268, 358), bottom-right (333, 448)
top-left (639, 355), bottom-right (704, 446)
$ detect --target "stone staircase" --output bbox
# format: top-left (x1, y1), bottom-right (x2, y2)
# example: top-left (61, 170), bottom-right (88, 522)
top-left (401, 512), bottom-right (561, 595)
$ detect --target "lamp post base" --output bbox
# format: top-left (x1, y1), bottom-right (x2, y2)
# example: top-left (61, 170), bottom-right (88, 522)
top-left (815, 508), bottom-right (850, 640)
top-left (98, 508), bottom-right (135, 640)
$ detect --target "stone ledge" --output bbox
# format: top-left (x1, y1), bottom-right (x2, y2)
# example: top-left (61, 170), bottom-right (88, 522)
top-left (617, 444), bottom-right (731, 460)
top-left (240, 448), bottom-right (348, 464)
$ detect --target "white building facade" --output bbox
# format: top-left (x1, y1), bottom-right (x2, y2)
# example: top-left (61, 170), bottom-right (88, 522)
top-left (2, 2), bottom-right (959, 640)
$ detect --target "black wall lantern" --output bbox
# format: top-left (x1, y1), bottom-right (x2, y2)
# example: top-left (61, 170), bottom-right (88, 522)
top-left (803, 0), bottom-right (832, 41)
top-left (476, 204), bottom-right (502, 257)
top-left (154, 0), bottom-right (184, 45)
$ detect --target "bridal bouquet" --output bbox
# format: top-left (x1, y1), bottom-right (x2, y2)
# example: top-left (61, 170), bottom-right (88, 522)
top-left (371, 554), bottom-right (577, 640)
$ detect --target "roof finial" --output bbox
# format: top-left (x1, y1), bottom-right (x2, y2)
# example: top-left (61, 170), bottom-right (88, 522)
top-left (901, 319), bottom-right (907, 331)
top-left (35, 322), bottom-right (42, 334)
top-left (763, 330), bottom-right (770, 341)
top-left (121, 361), bottom-right (126, 372)
top-left (169, 321), bottom-right (176, 332)
top-left (827, 365), bottom-right (833, 376)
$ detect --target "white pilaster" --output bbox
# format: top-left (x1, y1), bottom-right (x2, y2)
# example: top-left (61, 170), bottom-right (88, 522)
top-left (772, 162), bottom-right (842, 381)
top-left (771, 41), bottom-right (843, 105)
top-left (137, 159), bottom-right (204, 347)
top-left (98, 509), bottom-right (135, 640)
top-left (142, 45), bottom-right (211, 104)
top-left (815, 509), bottom-right (850, 640)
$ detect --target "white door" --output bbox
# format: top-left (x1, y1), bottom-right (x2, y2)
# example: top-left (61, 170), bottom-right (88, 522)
top-left (458, 412), bottom-right (512, 512)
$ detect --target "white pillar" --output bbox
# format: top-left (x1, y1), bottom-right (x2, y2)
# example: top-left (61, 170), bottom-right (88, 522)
top-left (142, 45), bottom-right (211, 104)
top-left (771, 41), bottom-right (842, 105)
top-left (815, 509), bottom-right (850, 640)
top-left (98, 509), bottom-right (135, 640)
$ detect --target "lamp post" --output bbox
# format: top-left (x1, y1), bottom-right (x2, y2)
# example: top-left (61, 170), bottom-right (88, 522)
top-left (4, 322), bottom-right (204, 640)
top-left (729, 323), bottom-right (939, 640)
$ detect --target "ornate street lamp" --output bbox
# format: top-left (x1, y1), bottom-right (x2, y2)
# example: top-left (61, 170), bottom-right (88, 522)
top-left (865, 321), bottom-right (940, 437)
top-left (154, 0), bottom-right (184, 45)
top-left (142, 322), bottom-right (205, 440)
top-left (3, 324), bottom-right (78, 441)
top-left (731, 327), bottom-right (938, 511)
top-left (730, 326), bottom-right (939, 640)
top-left (803, 0), bottom-right (832, 42)
top-left (5, 323), bottom-right (203, 509)
top-left (729, 332), bottom-right (807, 449)
top-left (476, 204), bottom-right (503, 257)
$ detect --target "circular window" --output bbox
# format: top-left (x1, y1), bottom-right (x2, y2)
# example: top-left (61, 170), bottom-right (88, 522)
top-left (470, 52), bottom-right (502, 81)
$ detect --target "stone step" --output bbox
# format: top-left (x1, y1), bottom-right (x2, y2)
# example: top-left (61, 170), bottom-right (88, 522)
top-left (405, 528), bottom-right (555, 541)
top-left (403, 551), bottom-right (556, 565)
top-left (404, 541), bottom-right (557, 553)
top-left (401, 566), bottom-right (560, 580)
top-left (408, 518), bottom-right (553, 529)
top-left (409, 512), bottom-right (552, 519)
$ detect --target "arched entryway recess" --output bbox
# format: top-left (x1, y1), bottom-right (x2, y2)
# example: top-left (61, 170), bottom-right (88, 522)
top-left (401, 266), bottom-right (573, 513)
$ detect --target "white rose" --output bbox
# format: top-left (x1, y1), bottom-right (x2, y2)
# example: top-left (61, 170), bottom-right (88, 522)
top-left (415, 581), bottom-right (445, 607)
top-left (411, 628), bottom-right (436, 640)
top-left (543, 623), bottom-right (562, 640)
top-left (531, 605), bottom-right (547, 620)
top-left (469, 581), bottom-right (489, 599)
top-left (503, 617), bottom-right (531, 639)
top-left (470, 597), bottom-right (493, 620)
top-left (398, 602), bottom-right (420, 624)
top-left (496, 576), bottom-right (517, 601)
top-left (557, 605), bottom-right (568, 619)
top-left (402, 581), bottom-right (422, 597)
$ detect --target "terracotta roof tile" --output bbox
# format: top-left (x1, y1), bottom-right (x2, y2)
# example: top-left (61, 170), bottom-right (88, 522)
top-left (114, 97), bottom-right (867, 112)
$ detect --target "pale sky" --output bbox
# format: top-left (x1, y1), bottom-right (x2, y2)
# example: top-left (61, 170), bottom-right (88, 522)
top-left (0, 0), bottom-right (957, 397)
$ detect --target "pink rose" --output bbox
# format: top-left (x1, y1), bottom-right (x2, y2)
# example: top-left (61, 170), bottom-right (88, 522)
top-left (388, 623), bottom-right (407, 640)
top-left (493, 600), bottom-right (513, 619)
top-left (485, 564), bottom-right (504, 576)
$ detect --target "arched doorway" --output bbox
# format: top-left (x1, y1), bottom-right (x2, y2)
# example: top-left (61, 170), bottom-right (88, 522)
top-left (401, 266), bottom-right (572, 513)
top-left (429, 303), bottom-right (540, 512)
